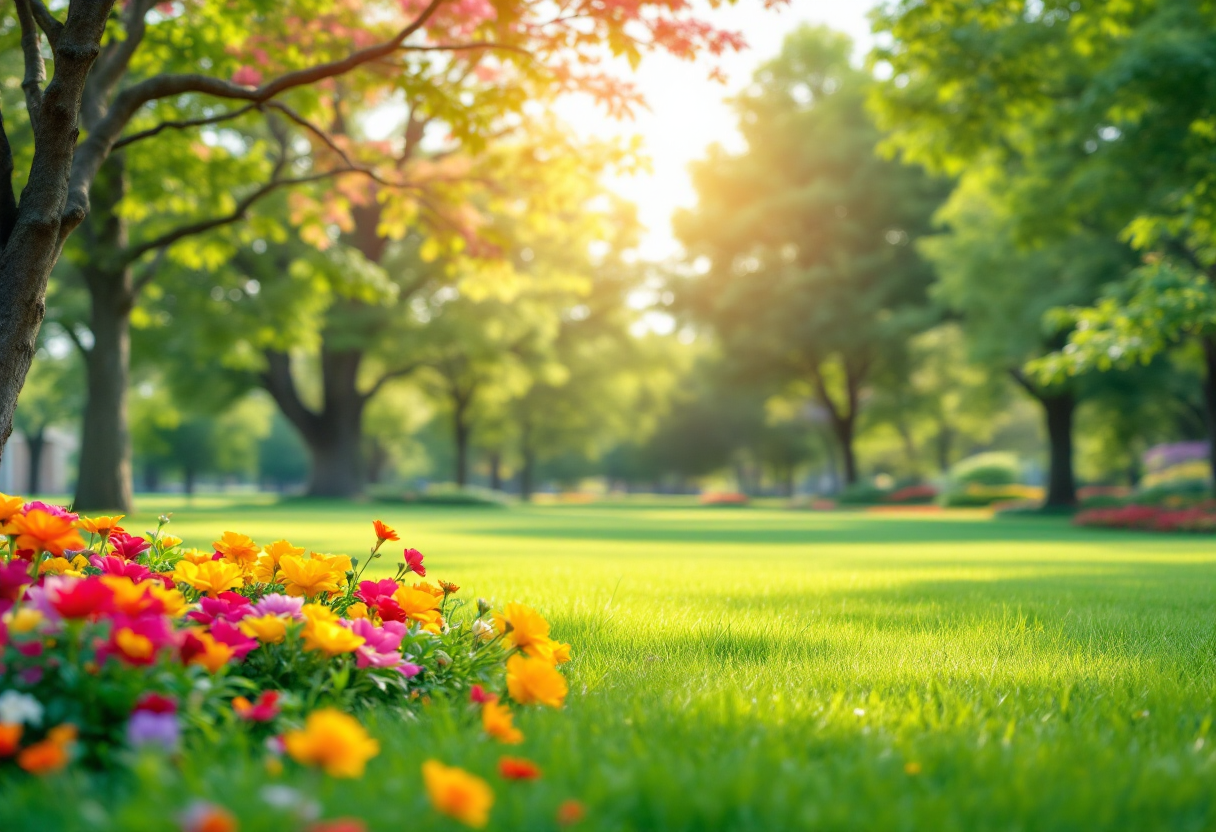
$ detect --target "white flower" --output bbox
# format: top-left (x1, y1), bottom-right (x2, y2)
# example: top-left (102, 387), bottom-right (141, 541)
top-left (260, 785), bottom-right (320, 820)
top-left (0, 690), bottom-right (43, 726)
top-left (472, 618), bottom-right (495, 641)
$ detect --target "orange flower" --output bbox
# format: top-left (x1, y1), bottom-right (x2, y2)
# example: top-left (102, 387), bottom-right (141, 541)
top-left (392, 586), bottom-right (444, 633)
top-left (283, 709), bottom-right (380, 778)
top-left (173, 559), bottom-right (244, 596)
top-left (184, 630), bottom-right (235, 673)
top-left (279, 555), bottom-right (345, 598)
top-left (498, 756), bottom-right (542, 780)
top-left (482, 699), bottom-right (523, 744)
top-left (372, 520), bottom-right (399, 542)
top-left (413, 581), bottom-right (445, 598)
top-left (179, 548), bottom-right (216, 565)
top-left (423, 760), bottom-right (494, 828)
top-left (10, 509), bottom-right (85, 556)
top-left (556, 799), bottom-right (586, 826)
top-left (494, 603), bottom-right (550, 654)
top-left (181, 802), bottom-right (239, 832)
top-left (0, 493), bottom-right (23, 532)
top-left (439, 580), bottom-right (460, 594)
top-left (214, 531), bottom-right (260, 569)
top-left (506, 654), bottom-right (568, 708)
top-left (79, 515), bottom-right (124, 536)
top-left (17, 724), bottom-right (76, 775)
top-left (254, 539), bottom-right (306, 583)
top-left (0, 722), bottom-right (21, 757)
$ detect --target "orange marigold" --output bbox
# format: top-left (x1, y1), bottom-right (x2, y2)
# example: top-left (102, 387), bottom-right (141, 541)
top-left (10, 509), bottom-right (85, 556)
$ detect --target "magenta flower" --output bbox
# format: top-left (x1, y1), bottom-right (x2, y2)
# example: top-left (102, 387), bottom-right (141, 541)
top-left (0, 560), bottom-right (31, 606)
top-left (109, 531), bottom-right (151, 560)
top-left (98, 614), bottom-right (174, 666)
top-left (250, 593), bottom-right (304, 619)
top-left (22, 501), bottom-right (78, 522)
top-left (349, 618), bottom-right (409, 670)
top-left (355, 578), bottom-right (398, 607)
top-left (403, 548), bottom-right (425, 577)
top-left (90, 554), bottom-right (151, 583)
top-left (187, 592), bottom-right (251, 625)
top-left (208, 619), bottom-right (259, 660)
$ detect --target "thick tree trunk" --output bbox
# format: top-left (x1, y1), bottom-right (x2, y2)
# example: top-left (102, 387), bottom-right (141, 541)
top-left (144, 462), bottom-right (160, 493)
top-left (75, 274), bottom-right (134, 510)
top-left (1202, 337), bottom-right (1216, 489)
top-left (25, 426), bottom-right (45, 494)
top-left (831, 416), bottom-right (858, 486)
top-left (183, 466), bottom-right (196, 497)
top-left (453, 405), bottom-right (470, 488)
top-left (1041, 391), bottom-right (1077, 508)
top-left (935, 420), bottom-right (953, 473)
top-left (488, 452), bottom-right (502, 491)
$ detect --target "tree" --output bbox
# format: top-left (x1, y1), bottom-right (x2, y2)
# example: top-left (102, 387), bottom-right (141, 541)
top-left (11, 325), bottom-right (80, 493)
top-left (674, 25), bottom-right (945, 485)
top-left (0, 0), bottom-right (764, 510)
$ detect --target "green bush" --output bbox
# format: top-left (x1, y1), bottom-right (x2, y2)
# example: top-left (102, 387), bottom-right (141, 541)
top-left (1134, 480), bottom-right (1212, 506)
top-left (836, 483), bottom-right (891, 505)
top-left (949, 452), bottom-right (1021, 487)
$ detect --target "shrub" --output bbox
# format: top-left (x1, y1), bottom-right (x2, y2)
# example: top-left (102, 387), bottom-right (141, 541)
top-left (837, 483), bottom-right (892, 505)
top-left (883, 484), bottom-right (938, 504)
top-left (939, 484), bottom-right (1044, 508)
top-left (948, 452), bottom-right (1021, 487)
top-left (1074, 503), bottom-right (1216, 533)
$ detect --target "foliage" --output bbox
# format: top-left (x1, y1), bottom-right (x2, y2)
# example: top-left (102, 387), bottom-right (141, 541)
top-left (948, 452), bottom-right (1022, 487)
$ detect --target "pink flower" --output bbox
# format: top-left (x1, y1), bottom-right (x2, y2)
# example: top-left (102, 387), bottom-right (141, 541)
top-left (99, 613), bottom-right (174, 666)
top-left (469, 684), bottom-right (495, 704)
top-left (349, 618), bottom-right (409, 670)
top-left (233, 691), bottom-right (281, 722)
top-left (22, 501), bottom-right (78, 521)
top-left (250, 593), bottom-right (303, 619)
top-left (232, 65), bottom-right (262, 87)
top-left (90, 554), bottom-right (151, 582)
top-left (403, 548), bottom-right (425, 577)
top-left (187, 592), bottom-right (251, 625)
top-left (355, 578), bottom-right (398, 607)
top-left (109, 532), bottom-right (151, 560)
top-left (134, 693), bottom-right (178, 714)
top-left (0, 560), bottom-right (31, 607)
top-left (208, 619), bottom-right (259, 660)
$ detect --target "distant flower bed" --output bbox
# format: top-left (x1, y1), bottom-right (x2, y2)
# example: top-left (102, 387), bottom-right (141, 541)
top-left (1074, 503), bottom-right (1216, 533)
top-left (939, 484), bottom-right (1045, 508)
top-left (699, 492), bottom-right (749, 507)
top-left (0, 494), bottom-right (575, 828)
top-left (882, 484), bottom-right (939, 504)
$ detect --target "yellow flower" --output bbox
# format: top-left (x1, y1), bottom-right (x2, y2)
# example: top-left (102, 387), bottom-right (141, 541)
top-left (283, 708), bottom-right (379, 778)
top-left (303, 619), bottom-right (365, 657)
top-left (185, 630), bottom-right (235, 673)
top-left (279, 555), bottom-right (344, 598)
top-left (5, 607), bottom-right (43, 633)
top-left (506, 654), bottom-right (568, 708)
top-left (79, 515), bottom-right (124, 536)
top-left (69, 554), bottom-right (90, 571)
top-left (179, 548), bottom-right (215, 565)
top-left (10, 509), bottom-right (85, 556)
top-left (240, 614), bottom-right (289, 644)
top-left (158, 534), bottom-right (183, 550)
top-left (301, 602), bottom-right (339, 626)
top-left (481, 699), bottom-right (523, 744)
top-left (213, 531), bottom-right (260, 569)
top-left (115, 627), bottom-right (155, 661)
top-left (393, 586), bottom-right (444, 633)
top-left (253, 540), bottom-right (306, 583)
top-left (347, 602), bottom-right (370, 620)
top-left (38, 556), bottom-right (72, 575)
top-left (494, 603), bottom-right (554, 658)
top-left (413, 581), bottom-right (445, 598)
top-left (0, 493), bottom-right (24, 527)
top-left (173, 559), bottom-right (244, 597)
top-left (148, 583), bottom-right (188, 617)
top-left (309, 552), bottom-right (353, 583)
top-left (423, 760), bottom-right (494, 828)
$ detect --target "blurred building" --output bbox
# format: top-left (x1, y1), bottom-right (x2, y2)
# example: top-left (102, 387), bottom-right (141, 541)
top-left (0, 428), bottom-right (77, 496)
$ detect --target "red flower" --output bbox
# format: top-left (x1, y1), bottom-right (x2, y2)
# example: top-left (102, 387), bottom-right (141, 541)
top-left (48, 576), bottom-right (113, 619)
top-left (470, 684), bottom-right (496, 704)
top-left (498, 756), bottom-right (542, 780)
top-left (109, 531), bottom-right (151, 560)
top-left (134, 693), bottom-right (178, 714)
top-left (403, 548), bottom-right (425, 577)
top-left (90, 554), bottom-right (151, 582)
top-left (556, 799), bottom-right (586, 826)
top-left (0, 560), bottom-right (31, 603)
top-left (233, 690), bottom-right (281, 722)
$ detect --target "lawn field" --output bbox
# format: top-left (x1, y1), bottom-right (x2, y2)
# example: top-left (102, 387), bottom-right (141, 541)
top-left (6, 499), bottom-right (1216, 831)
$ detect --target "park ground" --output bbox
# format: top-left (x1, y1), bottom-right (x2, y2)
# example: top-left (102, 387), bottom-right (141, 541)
top-left (6, 499), bottom-right (1216, 830)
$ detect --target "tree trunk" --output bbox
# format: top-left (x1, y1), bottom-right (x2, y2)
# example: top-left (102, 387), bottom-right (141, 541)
top-left (183, 465), bottom-right (196, 497)
top-left (144, 462), bottom-right (160, 493)
top-left (25, 426), bottom-right (45, 494)
top-left (453, 404), bottom-right (470, 488)
top-left (831, 416), bottom-right (858, 486)
top-left (1202, 337), bottom-right (1216, 489)
top-left (75, 272), bottom-right (134, 511)
top-left (1041, 391), bottom-right (1077, 508)
top-left (935, 420), bottom-right (953, 474)
top-left (519, 419), bottom-right (535, 501)
top-left (488, 452), bottom-right (502, 491)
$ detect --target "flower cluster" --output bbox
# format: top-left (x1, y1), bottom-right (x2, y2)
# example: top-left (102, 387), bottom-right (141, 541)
top-left (1074, 503), bottom-right (1216, 533)
top-left (0, 494), bottom-right (574, 829)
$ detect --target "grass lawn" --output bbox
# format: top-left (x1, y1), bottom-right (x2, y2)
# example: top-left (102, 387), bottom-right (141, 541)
top-left (6, 498), bottom-right (1216, 830)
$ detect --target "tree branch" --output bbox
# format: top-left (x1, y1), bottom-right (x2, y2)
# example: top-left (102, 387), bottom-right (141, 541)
top-left (87, 0), bottom-right (157, 110)
top-left (260, 350), bottom-right (320, 441)
top-left (361, 362), bottom-right (422, 401)
top-left (27, 0), bottom-right (62, 48)
top-left (66, 0), bottom-right (449, 223)
top-left (0, 108), bottom-right (17, 248)
top-left (112, 104), bottom-right (258, 149)
top-left (130, 246), bottom-right (168, 295)
top-left (14, 0), bottom-right (46, 134)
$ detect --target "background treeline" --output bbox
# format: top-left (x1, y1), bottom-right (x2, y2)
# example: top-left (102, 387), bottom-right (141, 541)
top-left (13, 7), bottom-right (1216, 509)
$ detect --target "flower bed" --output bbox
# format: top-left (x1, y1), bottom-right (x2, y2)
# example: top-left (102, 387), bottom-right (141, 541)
top-left (1073, 503), bottom-right (1216, 533)
top-left (0, 494), bottom-right (575, 829)
top-left (699, 492), bottom-right (749, 507)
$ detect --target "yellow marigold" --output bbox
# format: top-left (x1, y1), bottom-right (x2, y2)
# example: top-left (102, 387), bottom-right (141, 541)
top-left (301, 602), bottom-right (339, 626)
top-left (346, 602), bottom-right (371, 620)
top-left (214, 531), bottom-right (260, 569)
top-left (6, 607), bottom-right (43, 634)
top-left (79, 514), bottom-right (124, 536)
top-left (38, 556), bottom-right (72, 575)
top-left (240, 614), bottom-right (289, 644)
top-left (254, 540), bottom-right (306, 583)
top-left (179, 548), bottom-right (215, 565)
top-left (173, 559), bottom-right (244, 597)
top-left (185, 629), bottom-right (234, 673)
top-left (148, 583), bottom-right (188, 617)
top-left (506, 654), bottom-right (568, 708)
top-left (494, 603), bottom-right (552, 657)
top-left (309, 552), bottom-right (353, 582)
top-left (283, 708), bottom-right (379, 778)
top-left (0, 492), bottom-right (24, 525)
top-left (10, 509), bottom-right (85, 556)
top-left (423, 760), bottom-right (494, 828)
top-left (393, 586), bottom-right (443, 633)
top-left (303, 619), bottom-right (365, 657)
top-left (279, 555), bottom-right (344, 598)
top-left (69, 554), bottom-right (90, 571)
top-left (549, 640), bottom-right (572, 665)
top-left (481, 699), bottom-right (523, 744)
top-left (158, 534), bottom-right (183, 550)
top-left (413, 581), bottom-right (445, 598)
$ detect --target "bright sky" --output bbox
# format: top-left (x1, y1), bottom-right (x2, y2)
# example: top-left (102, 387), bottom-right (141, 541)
top-left (554, 1), bottom-right (876, 260)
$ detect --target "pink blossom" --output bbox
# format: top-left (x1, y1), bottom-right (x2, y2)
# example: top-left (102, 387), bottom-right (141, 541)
top-left (110, 531), bottom-right (151, 560)
top-left (22, 501), bottom-right (78, 522)
top-left (349, 619), bottom-right (410, 670)
top-left (403, 548), bottom-right (425, 577)
top-left (250, 593), bottom-right (304, 619)
top-left (187, 592), bottom-right (251, 625)
top-left (208, 619), bottom-right (259, 660)
top-left (232, 65), bottom-right (262, 87)
top-left (90, 554), bottom-right (151, 582)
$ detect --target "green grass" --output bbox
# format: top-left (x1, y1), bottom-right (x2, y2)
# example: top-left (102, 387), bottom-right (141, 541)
top-left (7, 498), bottom-right (1216, 831)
